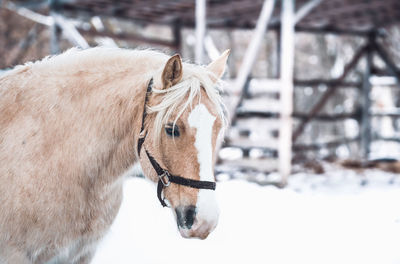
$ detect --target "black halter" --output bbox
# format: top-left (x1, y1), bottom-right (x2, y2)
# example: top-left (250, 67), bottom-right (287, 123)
top-left (137, 78), bottom-right (216, 207)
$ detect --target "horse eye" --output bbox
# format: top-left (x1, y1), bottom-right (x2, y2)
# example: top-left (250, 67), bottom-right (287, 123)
top-left (165, 125), bottom-right (180, 137)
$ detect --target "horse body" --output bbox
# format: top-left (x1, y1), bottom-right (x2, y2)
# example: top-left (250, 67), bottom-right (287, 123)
top-left (0, 48), bottom-right (228, 263)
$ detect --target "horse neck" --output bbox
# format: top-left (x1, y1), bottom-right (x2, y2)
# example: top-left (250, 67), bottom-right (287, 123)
top-left (66, 66), bottom-right (152, 186)
top-left (57, 50), bottom-right (173, 190)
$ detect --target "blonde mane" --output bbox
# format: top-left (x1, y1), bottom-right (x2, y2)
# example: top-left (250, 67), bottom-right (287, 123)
top-left (2, 47), bottom-right (227, 144)
top-left (148, 62), bottom-right (227, 143)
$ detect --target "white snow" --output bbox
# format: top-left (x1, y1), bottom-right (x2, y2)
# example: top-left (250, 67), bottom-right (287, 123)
top-left (92, 168), bottom-right (400, 264)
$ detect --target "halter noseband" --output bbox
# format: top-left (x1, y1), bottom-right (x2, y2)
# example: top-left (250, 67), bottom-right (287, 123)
top-left (137, 78), bottom-right (216, 207)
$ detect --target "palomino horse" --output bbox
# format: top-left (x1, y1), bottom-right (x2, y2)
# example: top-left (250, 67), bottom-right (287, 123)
top-left (0, 47), bottom-right (229, 263)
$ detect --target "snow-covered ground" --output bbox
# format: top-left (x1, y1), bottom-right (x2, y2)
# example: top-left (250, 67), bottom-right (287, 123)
top-left (92, 167), bottom-right (400, 264)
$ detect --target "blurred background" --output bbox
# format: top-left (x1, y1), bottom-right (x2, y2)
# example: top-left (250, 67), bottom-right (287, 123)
top-left (1, 0), bottom-right (400, 263)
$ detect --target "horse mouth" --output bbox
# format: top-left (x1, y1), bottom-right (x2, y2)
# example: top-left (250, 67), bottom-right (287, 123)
top-left (174, 205), bottom-right (219, 240)
top-left (177, 219), bottom-right (215, 240)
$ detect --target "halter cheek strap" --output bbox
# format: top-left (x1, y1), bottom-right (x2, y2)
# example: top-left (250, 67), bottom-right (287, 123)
top-left (137, 78), bottom-right (153, 155)
top-left (137, 78), bottom-right (216, 207)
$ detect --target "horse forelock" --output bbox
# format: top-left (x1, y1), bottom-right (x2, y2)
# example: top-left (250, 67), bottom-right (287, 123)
top-left (147, 64), bottom-right (227, 145)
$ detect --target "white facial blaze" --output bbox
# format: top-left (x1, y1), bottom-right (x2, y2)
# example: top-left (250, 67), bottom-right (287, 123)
top-left (188, 104), bottom-right (219, 228)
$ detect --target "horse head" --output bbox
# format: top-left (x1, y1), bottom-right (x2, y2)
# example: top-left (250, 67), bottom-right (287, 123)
top-left (138, 50), bottom-right (229, 239)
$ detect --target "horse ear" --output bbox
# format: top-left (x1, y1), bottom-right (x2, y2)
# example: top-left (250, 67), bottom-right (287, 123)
top-left (207, 49), bottom-right (230, 81)
top-left (162, 54), bottom-right (183, 89)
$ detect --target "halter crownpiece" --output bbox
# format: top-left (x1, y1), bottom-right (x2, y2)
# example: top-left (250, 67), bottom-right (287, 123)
top-left (137, 78), bottom-right (216, 207)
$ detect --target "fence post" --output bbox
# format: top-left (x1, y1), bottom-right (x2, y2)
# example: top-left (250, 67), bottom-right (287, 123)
top-left (279, 0), bottom-right (295, 185)
top-left (195, 0), bottom-right (206, 63)
top-left (361, 33), bottom-right (374, 159)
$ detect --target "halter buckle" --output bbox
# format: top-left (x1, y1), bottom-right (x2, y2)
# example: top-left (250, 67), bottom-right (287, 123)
top-left (159, 171), bottom-right (171, 187)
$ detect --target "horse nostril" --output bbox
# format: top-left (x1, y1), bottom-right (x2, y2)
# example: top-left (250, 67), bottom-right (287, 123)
top-left (175, 205), bottom-right (196, 229)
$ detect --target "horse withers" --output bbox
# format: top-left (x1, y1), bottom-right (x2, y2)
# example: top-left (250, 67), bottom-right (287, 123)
top-left (0, 47), bottom-right (229, 263)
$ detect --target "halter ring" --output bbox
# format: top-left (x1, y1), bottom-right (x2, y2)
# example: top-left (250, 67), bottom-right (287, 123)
top-left (159, 171), bottom-right (171, 187)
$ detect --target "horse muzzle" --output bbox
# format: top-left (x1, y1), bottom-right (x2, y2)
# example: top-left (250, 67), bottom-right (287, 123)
top-left (175, 205), bottom-right (218, 240)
